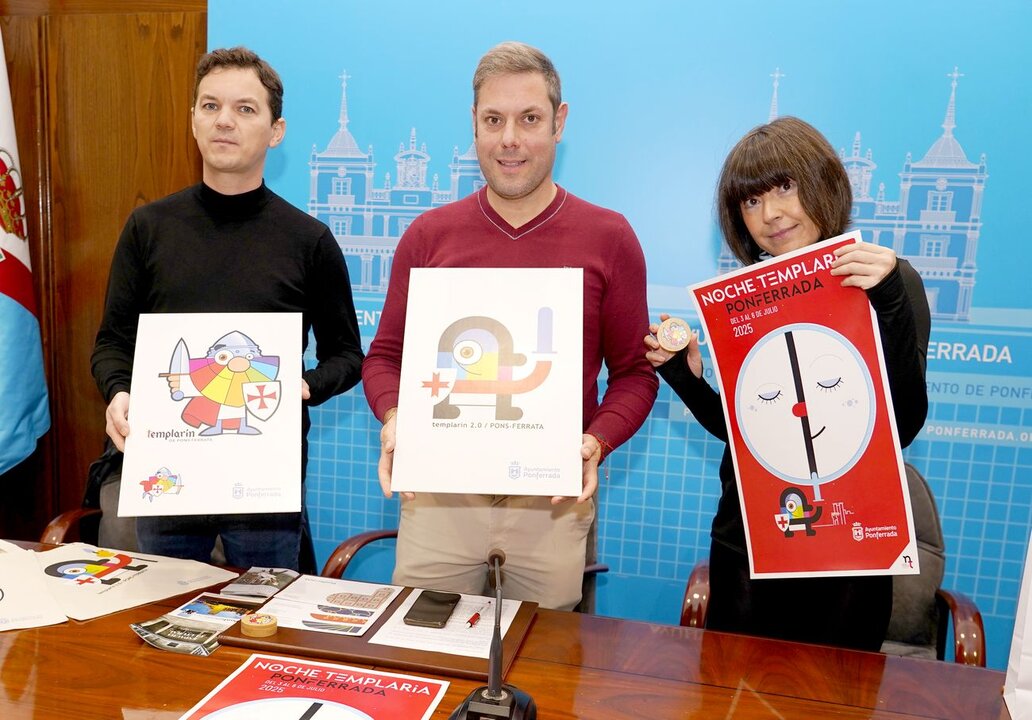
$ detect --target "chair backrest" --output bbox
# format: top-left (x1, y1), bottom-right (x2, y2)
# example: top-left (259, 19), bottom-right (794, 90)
top-left (882, 463), bottom-right (946, 652)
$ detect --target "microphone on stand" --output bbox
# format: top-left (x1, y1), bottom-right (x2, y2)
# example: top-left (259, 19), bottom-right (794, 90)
top-left (448, 549), bottom-right (536, 720)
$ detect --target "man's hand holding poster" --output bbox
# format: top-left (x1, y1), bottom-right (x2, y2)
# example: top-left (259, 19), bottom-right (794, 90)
top-left (691, 232), bottom-right (918, 578)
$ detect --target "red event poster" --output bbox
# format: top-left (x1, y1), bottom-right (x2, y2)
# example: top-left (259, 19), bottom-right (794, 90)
top-left (179, 653), bottom-right (448, 720)
top-left (690, 232), bottom-right (918, 578)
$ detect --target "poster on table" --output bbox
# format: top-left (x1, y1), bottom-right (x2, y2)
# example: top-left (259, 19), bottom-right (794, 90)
top-left (0, 541), bottom-right (66, 630)
top-left (178, 653), bottom-right (448, 720)
top-left (119, 312), bottom-right (303, 517)
top-left (35, 542), bottom-right (237, 621)
top-left (392, 268), bottom-right (583, 496)
top-left (690, 232), bottom-right (918, 578)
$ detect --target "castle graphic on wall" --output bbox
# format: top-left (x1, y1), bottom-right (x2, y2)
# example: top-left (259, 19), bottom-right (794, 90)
top-left (308, 69), bottom-right (986, 321)
top-left (306, 72), bottom-right (483, 294)
top-left (719, 67), bottom-right (987, 322)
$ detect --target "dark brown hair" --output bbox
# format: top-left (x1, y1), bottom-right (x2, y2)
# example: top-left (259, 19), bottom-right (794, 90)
top-left (194, 46), bottom-right (284, 123)
top-left (717, 116), bottom-right (851, 265)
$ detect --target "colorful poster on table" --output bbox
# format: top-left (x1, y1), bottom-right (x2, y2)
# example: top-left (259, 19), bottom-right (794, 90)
top-left (178, 653), bottom-right (448, 720)
top-left (392, 268), bottom-right (583, 496)
top-left (35, 542), bottom-right (236, 621)
top-left (690, 232), bottom-right (918, 578)
top-left (119, 312), bottom-right (302, 517)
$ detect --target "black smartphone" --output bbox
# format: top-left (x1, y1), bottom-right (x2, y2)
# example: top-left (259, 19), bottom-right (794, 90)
top-left (403, 590), bottom-right (462, 628)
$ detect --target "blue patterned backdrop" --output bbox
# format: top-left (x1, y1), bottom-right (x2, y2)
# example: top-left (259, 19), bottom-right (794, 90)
top-left (211, 0), bottom-right (1032, 669)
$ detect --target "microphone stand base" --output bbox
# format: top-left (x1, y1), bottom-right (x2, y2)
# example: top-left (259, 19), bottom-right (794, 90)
top-left (448, 684), bottom-right (536, 720)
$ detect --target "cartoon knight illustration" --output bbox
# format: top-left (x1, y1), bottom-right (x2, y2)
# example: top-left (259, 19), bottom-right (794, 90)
top-left (163, 330), bottom-right (280, 436)
top-left (775, 486), bottom-right (823, 538)
top-left (427, 311), bottom-right (553, 421)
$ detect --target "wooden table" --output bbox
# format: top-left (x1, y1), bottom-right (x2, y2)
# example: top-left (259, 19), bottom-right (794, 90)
top-left (0, 583), bottom-right (1010, 719)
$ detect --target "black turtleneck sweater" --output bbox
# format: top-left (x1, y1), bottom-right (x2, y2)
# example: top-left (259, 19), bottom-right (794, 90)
top-left (92, 182), bottom-right (363, 435)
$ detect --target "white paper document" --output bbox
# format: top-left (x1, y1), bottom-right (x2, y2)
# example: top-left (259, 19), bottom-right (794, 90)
top-left (368, 589), bottom-right (520, 659)
top-left (259, 574), bottom-right (402, 636)
top-left (120, 312), bottom-right (303, 517)
top-left (393, 267), bottom-right (583, 496)
top-left (35, 543), bottom-right (237, 621)
top-left (0, 545), bottom-right (67, 631)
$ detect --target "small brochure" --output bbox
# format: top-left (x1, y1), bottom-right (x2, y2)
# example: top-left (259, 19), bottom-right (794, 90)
top-left (131, 592), bottom-right (262, 656)
top-left (258, 575), bottom-right (402, 636)
top-left (178, 652), bottom-right (449, 719)
top-left (219, 567), bottom-right (299, 599)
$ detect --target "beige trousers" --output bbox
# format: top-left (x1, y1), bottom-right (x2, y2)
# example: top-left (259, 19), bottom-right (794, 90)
top-left (392, 493), bottom-right (595, 611)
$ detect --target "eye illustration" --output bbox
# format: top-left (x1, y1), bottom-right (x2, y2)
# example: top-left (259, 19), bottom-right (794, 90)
top-left (453, 340), bottom-right (483, 365)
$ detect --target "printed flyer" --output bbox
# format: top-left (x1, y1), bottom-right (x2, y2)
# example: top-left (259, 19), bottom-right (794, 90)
top-left (690, 232), bottom-right (918, 577)
top-left (392, 268), bottom-right (583, 496)
top-left (131, 592), bottom-right (262, 656)
top-left (178, 653), bottom-right (449, 719)
top-left (119, 312), bottom-right (303, 517)
top-left (258, 575), bottom-right (402, 637)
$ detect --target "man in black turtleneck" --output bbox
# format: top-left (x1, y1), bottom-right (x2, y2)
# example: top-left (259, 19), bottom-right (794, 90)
top-left (91, 47), bottom-right (363, 571)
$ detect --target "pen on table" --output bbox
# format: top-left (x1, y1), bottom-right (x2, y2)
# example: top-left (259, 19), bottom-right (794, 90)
top-left (466, 601), bottom-right (490, 628)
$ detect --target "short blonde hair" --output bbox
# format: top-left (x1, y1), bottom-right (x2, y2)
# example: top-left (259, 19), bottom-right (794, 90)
top-left (472, 41), bottom-right (561, 115)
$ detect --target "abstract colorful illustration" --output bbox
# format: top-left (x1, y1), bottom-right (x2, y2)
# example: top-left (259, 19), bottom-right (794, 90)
top-left (162, 330), bottom-right (280, 436)
top-left (42, 548), bottom-right (147, 586)
top-left (422, 310), bottom-right (554, 421)
top-left (140, 466), bottom-right (183, 502)
top-left (774, 486), bottom-right (824, 538)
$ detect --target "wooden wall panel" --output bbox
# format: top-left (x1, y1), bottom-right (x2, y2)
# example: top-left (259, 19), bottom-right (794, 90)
top-left (0, 1), bottom-right (205, 539)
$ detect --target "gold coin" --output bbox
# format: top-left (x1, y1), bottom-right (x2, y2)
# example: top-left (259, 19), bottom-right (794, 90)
top-left (657, 317), bottom-right (691, 352)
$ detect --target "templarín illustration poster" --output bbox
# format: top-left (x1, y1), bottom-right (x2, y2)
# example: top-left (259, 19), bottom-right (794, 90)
top-left (392, 268), bottom-right (583, 496)
top-left (690, 232), bottom-right (919, 578)
top-left (119, 312), bottom-right (302, 517)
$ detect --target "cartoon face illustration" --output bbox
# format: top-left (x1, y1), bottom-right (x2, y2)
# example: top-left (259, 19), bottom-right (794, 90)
top-left (164, 330), bottom-right (280, 436)
top-left (425, 311), bottom-right (553, 421)
top-left (43, 549), bottom-right (147, 586)
top-left (736, 323), bottom-right (875, 497)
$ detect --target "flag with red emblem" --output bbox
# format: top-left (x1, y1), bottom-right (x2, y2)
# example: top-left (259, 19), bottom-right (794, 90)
top-left (0, 28), bottom-right (50, 474)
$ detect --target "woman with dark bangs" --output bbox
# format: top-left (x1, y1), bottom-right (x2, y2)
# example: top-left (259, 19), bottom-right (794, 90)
top-left (644, 116), bottom-right (930, 650)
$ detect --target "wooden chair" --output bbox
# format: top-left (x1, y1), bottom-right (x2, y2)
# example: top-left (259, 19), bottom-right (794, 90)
top-left (320, 528), bottom-right (609, 613)
top-left (679, 464), bottom-right (986, 666)
top-left (39, 507), bottom-right (102, 545)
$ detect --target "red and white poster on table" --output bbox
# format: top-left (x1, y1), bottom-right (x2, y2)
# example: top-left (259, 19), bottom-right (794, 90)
top-left (178, 653), bottom-right (448, 719)
top-left (690, 231), bottom-right (918, 578)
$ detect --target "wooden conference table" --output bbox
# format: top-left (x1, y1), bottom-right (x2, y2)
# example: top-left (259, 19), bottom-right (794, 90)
top-left (0, 562), bottom-right (1010, 719)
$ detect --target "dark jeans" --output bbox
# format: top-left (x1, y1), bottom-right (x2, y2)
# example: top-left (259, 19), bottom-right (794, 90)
top-left (137, 510), bottom-right (306, 571)
top-left (706, 541), bottom-right (892, 651)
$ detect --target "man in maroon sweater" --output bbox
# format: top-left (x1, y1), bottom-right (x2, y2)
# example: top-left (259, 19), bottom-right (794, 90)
top-left (362, 41), bottom-right (657, 610)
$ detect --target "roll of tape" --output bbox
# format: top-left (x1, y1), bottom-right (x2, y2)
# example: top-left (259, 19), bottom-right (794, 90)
top-left (241, 612), bottom-right (278, 637)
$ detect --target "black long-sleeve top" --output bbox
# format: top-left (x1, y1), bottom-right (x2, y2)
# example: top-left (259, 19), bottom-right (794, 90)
top-left (91, 182), bottom-right (364, 434)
